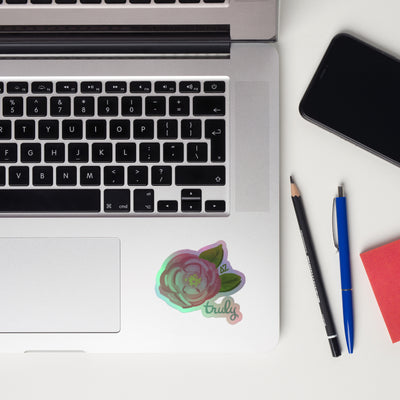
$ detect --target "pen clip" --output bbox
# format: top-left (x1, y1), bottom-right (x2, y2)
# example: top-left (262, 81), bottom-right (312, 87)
top-left (332, 197), bottom-right (339, 251)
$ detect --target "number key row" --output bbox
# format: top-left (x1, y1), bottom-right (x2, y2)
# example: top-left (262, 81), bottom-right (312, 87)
top-left (2, 95), bottom-right (225, 117)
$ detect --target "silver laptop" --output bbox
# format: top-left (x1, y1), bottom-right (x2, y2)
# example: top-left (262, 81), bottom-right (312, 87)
top-left (0, 0), bottom-right (279, 353)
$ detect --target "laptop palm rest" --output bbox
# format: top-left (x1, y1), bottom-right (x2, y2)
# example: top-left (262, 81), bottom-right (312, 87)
top-left (0, 238), bottom-right (120, 333)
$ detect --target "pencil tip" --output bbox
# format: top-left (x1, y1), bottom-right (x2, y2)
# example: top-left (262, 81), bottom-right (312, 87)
top-left (290, 176), bottom-right (294, 183)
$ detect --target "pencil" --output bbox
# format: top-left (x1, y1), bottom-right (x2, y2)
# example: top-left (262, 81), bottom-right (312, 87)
top-left (290, 176), bottom-right (341, 357)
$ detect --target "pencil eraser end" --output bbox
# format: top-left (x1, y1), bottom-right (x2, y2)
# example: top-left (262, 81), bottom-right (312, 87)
top-left (329, 337), bottom-right (341, 357)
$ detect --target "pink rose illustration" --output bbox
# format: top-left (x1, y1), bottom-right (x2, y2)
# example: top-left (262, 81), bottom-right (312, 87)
top-left (157, 252), bottom-right (221, 310)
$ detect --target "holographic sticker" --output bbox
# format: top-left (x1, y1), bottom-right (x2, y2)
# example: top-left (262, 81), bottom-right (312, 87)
top-left (155, 241), bottom-right (245, 324)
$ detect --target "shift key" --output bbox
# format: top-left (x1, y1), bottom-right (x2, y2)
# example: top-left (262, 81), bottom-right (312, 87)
top-left (175, 166), bottom-right (225, 185)
top-left (193, 96), bottom-right (225, 116)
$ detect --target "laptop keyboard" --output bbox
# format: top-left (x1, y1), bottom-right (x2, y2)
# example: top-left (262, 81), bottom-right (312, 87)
top-left (0, 77), bottom-right (229, 215)
top-left (1, 0), bottom-right (225, 4)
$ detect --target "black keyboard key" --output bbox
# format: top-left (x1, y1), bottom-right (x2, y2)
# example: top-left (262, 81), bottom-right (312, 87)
top-left (45, 143), bottom-right (65, 163)
top-left (155, 0), bottom-right (175, 2)
top-left (74, 97), bottom-right (95, 117)
top-left (6, 0), bottom-right (28, 3)
top-left (80, 0), bottom-right (102, 3)
top-left (32, 81), bottom-right (53, 93)
top-left (3, 97), bottom-right (23, 117)
top-left (104, 189), bottom-right (130, 212)
top-left (139, 143), bottom-right (160, 163)
top-left (68, 143), bottom-right (89, 163)
top-left (179, 81), bottom-right (201, 93)
top-left (181, 189), bottom-right (201, 199)
top-left (0, 189), bottom-right (100, 212)
top-left (203, 0), bottom-right (225, 3)
top-left (56, 81), bottom-right (77, 93)
top-left (7, 82), bottom-right (28, 94)
top-left (205, 119), bottom-right (226, 162)
top-left (15, 120), bottom-right (35, 140)
top-left (55, 0), bottom-right (77, 2)
top-left (81, 81), bottom-right (102, 93)
top-left (193, 96), bottom-right (225, 116)
top-left (9, 167), bottom-right (29, 186)
top-left (0, 167), bottom-right (6, 186)
top-left (128, 166), bottom-right (148, 186)
top-left (145, 96), bottom-right (166, 116)
top-left (179, 0), bottom-right (200, 2)
top-left (33, 166), bottom-right (53, 186)
top-left (105, 0), bottom-right (125, 3)
top-left (158, 200), bottom-right (178, 212)
top-left (130, 81), bottom-right (151, 93)
top-left (56, 166), bottom-right (77, 186)
top-left (27, 97), bottom-right (47, 117)
top-left (157, 119), bottom-right (178, 139)
top-left (21, 143), bottom-right (41, 163)
top-left (92, 143), bottom-right (112, 163)
top-left (134, 189), bottom-right (154, 212)
top-left (51, 97), bottom-right (71, 117)
top-left (204, 81), bottom-right (226, 93)
top-left (86, 120), bottom-right (106, 140)
top-left (151, 166), bottom-right (172, 185)
top-left (106, 81), bottom-right (127, 93)
top-left (39, 120), bottom-right (59, 140)
top-left (116, 143), bottom-right (136, 163)
top-left (98, 97), bottom-right (118, 116)
top-left (164, 143), bottom-right (184, 163)
top-left (0, 144), bottom-right (17, 163)
top-left (110, 120), bottom-right (130, 140)
top-left (187, 143), bottom-right (207, 162)
top-left (80, 166), bottom-right (101, 186)
top-left (104, 166), bottom-right (124, 186)
top-left (62, 120), bottom-right (83, 140)
top-left (205, 200), bottom-right (226, 212)
top-left (130, 0), bottom-right (151, 2)
top-left (155, 81), bottom-right (176, 93)
top-left (121, 96), bottom-right (142, 116)
top-left (181, 119), bottom-right (201, 139)
top-left (175, 166), bottom-right (225, 185)
top-left (181, 189), bottom-right (202, 212)
top-left (0, 83), bottom-right (3, 94)
top-left (0, 121), bottom-right (11, 140)
top-left (169, 96), bottom-right (189, 116)
top-left (182, 200), bottom-right (201, 212)
top-left (134, 120), bottom-right (154, 139)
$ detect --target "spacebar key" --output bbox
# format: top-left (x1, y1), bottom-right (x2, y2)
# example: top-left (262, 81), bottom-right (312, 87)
top-left (175, 166), bottom-right (225, 185)
top-left (0, 189), bottom-right (100, 213)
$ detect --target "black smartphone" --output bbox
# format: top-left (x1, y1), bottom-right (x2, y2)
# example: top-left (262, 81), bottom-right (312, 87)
top-left (300, 33), bottom-right (400, 166)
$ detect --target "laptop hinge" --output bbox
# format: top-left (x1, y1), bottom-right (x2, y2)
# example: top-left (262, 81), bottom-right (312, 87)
top-left (0, 25), bottom-right (230, 57)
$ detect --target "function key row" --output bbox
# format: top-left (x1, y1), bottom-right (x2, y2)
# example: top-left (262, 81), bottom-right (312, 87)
top-left (0, 81), bottom-right (225, 94)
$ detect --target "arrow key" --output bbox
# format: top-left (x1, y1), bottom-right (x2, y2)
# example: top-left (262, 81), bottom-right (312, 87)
top-left (158, 200), bottom-right (178, 213)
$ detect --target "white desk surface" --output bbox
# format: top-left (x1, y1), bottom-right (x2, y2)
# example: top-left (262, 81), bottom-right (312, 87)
top-left (2, 1), bottom-right (400, 399)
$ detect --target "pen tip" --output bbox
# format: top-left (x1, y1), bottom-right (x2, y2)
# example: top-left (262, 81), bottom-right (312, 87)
top-left (290, 176), bottom-right (294, 183)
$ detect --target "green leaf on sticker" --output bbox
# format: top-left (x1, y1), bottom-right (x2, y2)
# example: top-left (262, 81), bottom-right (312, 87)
top-left (199, 244), bottom-right (224, 268)
top-left (219, 273), bottom-right (242, 293)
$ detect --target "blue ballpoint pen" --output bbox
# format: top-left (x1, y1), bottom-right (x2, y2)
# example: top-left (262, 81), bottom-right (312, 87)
top-left (335, 185), bottom-right (354, 354)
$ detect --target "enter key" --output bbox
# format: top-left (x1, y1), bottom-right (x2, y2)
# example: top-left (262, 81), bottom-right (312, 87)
top-left (205, 120), bottom-right (226, 162)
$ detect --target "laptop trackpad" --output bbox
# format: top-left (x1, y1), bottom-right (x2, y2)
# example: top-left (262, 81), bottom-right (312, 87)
top-left (0, 238), bottom-right (120, 333)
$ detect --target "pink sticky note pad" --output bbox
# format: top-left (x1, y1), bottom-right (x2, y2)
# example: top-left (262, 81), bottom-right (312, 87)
top-left (361, 239), bottom-right (400, 343)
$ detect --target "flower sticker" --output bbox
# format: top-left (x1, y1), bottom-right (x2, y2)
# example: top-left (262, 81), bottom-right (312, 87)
top-left (155, 241), bottom-right (245, 324)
